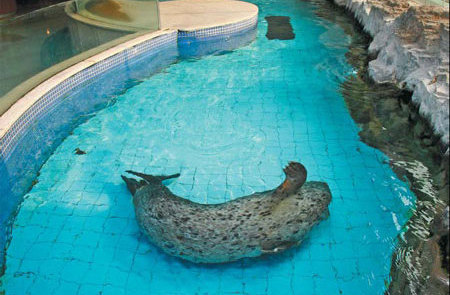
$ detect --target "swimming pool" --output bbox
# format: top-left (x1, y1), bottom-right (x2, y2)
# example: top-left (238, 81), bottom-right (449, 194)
top-left (0, 0), bottom-right (416, 294)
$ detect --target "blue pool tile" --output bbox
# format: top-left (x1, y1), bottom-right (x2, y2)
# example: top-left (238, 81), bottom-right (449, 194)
top-left (102, 285), bottom-right (126, 295)
top-left (24, 242), bottom-right (53, 260)
top-left (78, 283), bottom-right (103, 295)
top-left (26, 277), bottom-right (57, 295)
top-left (104, 266), bottom-right (129, 288)
top-left (103, 217), bottom-right (129, 234)
top-left (61, 260), bottom-right (91, 283)
top-left (39, 258), bottom-right (66, 276)
top-left (244, 276), bottom-right (268, 295)
top-left (82, 266), bottom-right (109, 285)
top-left (49, 243), bottom-right (74, 260)
top-left (53, 281), bottom-right (81, 295)
top-left (126, 273), bottom-right (153, 294)
top-left (219, 275), bottom-right (244, 294)
top-left (55, 229), bottom-right (77, 244)
top-left (314, 277), bottom-right (341, 295)
top-left (291, 275), bottom-right (315, 295)
top-left (70, 245), bottom-right (95, 262)
top-left (2, 275), bottom-right (34, 295)
top-left (267, 275), bottom-right (292, 295)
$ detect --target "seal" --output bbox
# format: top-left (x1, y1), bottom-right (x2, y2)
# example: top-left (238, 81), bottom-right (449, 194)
top-left (122, 162), bottom-right (332, 263)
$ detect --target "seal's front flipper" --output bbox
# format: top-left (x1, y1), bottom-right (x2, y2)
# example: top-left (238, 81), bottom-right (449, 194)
top-left (125, 170), bottom-right (180, 184)
top-left (121, 175), bottom-right (146, 196)
top-left (283, 162), bottom-right (307, 183)
top-left (261, 240), bottom-right (298, 254)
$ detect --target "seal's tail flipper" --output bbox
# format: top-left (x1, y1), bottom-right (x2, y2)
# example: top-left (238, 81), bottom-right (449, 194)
top-left (121, 175), bottom-right (146, 196)
top-left (125, 170), bottom-right (180, 184)
top-left (156, 173), bottom-right (181, 182)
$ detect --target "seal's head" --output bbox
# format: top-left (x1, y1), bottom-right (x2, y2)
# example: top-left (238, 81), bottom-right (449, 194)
top-left (121, 171), bottom-right (180, 196)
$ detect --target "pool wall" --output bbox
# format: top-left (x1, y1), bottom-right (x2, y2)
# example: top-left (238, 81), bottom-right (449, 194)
top-left (0, 17), bottom-right (258, 268)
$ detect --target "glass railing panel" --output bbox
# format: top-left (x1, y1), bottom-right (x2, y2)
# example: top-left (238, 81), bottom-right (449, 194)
top-left (0, 0), bottom-right (159, 114)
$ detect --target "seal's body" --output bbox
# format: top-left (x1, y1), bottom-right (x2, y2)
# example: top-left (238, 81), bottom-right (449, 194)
top-left (122, 162), bottom-right (331, 263)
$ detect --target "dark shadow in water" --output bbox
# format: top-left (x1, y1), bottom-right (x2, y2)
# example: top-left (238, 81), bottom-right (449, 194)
top-left (265, 16), bottom-right (295, 40)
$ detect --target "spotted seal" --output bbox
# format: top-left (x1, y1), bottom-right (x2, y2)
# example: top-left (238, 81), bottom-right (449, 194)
top-left (122, 162), bottom-right (331, 263)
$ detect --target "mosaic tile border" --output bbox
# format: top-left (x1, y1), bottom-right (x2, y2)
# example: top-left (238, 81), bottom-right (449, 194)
top-left (0, 31), bottom-right (177, 162)
top-left (0, 14), bottom-right (258, 163)
top-left (178, 15), bottom-right (258, 40)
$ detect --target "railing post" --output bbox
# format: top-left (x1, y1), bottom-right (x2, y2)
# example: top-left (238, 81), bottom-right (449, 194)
top-left (156, 0), bottom-right (161, 30)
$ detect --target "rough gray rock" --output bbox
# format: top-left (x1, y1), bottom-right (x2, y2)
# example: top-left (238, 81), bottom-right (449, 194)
top-left (332, 0), bottom-right (449, 149)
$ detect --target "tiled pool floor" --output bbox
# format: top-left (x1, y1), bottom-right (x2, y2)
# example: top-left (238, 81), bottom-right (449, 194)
top-left (0, 0), bottom-right (415, 294)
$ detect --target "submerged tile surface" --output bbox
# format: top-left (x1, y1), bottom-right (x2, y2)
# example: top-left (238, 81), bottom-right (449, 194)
top-left (0, 0), bottom-right (415, 294)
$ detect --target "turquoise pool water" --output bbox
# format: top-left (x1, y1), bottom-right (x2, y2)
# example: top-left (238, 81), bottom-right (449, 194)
top-left (0, 0), bottom-right (416, 294)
